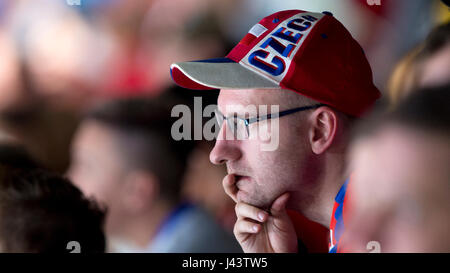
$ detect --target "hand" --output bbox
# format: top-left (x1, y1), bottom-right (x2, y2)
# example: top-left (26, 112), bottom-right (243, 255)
top-left (222, 174), bottom-right (298, 253)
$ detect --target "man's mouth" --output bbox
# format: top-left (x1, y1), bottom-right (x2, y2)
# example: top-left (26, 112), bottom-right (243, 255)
top-left (234, 175), bottom-right (251, 189)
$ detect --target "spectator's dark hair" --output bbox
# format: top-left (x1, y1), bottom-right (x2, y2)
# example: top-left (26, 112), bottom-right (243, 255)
top-left (0, 143), bottom-right (40, 169)
top-left (354, 83), bottom-right (450, 140)
top-left (0, 168), bottom-right (106, 252)
top-left (417, 21), bottom-right (450, 61)
top-left (84, 91), bottom-right (195, 204)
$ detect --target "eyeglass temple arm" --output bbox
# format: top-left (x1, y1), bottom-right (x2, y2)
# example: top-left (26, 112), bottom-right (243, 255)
top-left (246, 104), bottom-right (327, 124)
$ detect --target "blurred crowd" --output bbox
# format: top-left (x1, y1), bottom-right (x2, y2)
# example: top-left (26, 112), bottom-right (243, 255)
top-left (0, 0), bottom-right (448, 252)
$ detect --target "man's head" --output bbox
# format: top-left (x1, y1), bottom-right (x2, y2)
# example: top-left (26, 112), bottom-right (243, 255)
top-left (68, 96), bottom-right (191, 236)
top-left (209, 88), bottom-right (354, 213)
top-left (347, 84), bottom-right (450, 252)
top-left (170, 10), bottom-right (380, 221)
top-left (0, 167), bottom-right (105, 253)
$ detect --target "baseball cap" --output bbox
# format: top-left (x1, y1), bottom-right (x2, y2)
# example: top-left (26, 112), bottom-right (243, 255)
top-left (170, 10), bottom-right (381, 117)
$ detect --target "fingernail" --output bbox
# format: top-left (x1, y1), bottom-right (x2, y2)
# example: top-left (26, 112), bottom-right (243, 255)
top-left (253, 225), bottom-right (259, 232)
top-left (258, 212), bottom-right (267, 221)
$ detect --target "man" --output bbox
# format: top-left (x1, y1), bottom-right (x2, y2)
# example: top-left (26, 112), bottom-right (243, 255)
top-left (345, 84), bottom-right (450, 252)
top-left (68, 96), bottom-right (241, 253)
top-left (170, 10), bottom-right (381, 252)
top-left (0, 166), bottom-right (105, 253)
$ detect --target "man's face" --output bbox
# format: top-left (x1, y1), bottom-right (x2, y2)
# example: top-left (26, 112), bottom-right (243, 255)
top-left (68, 121), bottom-right (128, 235)
top-left (347, 126), bottom-right (450, 252)
top-left (210, 89), bottom-right (318, 210)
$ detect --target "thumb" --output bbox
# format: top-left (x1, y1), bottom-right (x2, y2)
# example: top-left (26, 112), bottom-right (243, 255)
top-left (270, 192), bottom-right (290, 217)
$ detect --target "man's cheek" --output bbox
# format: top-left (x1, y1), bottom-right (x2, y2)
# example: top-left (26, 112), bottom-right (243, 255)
top-left (257, 119), bottom-right (280, 152)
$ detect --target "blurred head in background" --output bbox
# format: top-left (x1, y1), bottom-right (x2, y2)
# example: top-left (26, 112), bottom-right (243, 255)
top-left (346, 84), bottom-right (450, 252)
top-left (0, 166), bottom-right (105, 253)
top-left (68, 95), bottom-right (189, 248)
top-left (68, 93), bottom-right (241, 253)
top-left (182, 140), bottom-right (236, 231)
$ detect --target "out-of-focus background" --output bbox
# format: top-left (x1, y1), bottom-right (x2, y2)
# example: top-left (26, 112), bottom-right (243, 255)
top-left (0, 0), bottom-right (448, 249)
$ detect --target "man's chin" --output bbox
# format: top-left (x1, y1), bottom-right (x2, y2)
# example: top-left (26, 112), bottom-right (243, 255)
top-left (236, 190), bottom-right (248, 203)
top-left (236, 190), bottom-right (271, 210)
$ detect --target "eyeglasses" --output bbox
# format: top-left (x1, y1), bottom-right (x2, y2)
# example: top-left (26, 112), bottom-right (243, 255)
top-left (214, 104), bottom-right (326, 140)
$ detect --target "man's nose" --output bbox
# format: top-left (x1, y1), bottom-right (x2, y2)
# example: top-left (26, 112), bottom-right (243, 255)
top-left (209, 123), bottom-right (241, 165)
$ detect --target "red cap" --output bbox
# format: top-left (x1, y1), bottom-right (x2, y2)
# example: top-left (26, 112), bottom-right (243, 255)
top-left (170, 10), bottom-right (381, 117)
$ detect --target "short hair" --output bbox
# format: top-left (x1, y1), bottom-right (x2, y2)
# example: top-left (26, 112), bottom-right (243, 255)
top-left (282, 89), bottom-right (358, 125)
top-left (0, 168), bottom-right (106, 252)
top-left (84, 93), bottom-right (194, 203)
top-left (354, 83), bottom-right (450, 140)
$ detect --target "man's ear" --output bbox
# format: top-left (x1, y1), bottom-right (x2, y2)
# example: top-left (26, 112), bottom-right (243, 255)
top-left (122, 171), bottom-right (158, 212)
top-left (308, 106), bottom-right (338, 155)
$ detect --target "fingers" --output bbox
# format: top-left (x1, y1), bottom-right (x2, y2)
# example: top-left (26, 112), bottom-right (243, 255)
top-left (270, 192), bottom-right (290, 216)
top-left (234, 218), bottom-right (261, 237)
top-left (222, 174), bottom-right (238, 202)
top-left (235, 202), bottom-right (269, 222)
top-left (233, 202), bottom-right (268, 243)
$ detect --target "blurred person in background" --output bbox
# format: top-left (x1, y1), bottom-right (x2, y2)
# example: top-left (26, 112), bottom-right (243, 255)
top-left (345, 84), bottom-right (450, 252)
top-left (387, 46), bottom-right (423, 106)
top-left (0, 96), bottom-right (79, 173)
top-left (68, 95), bottom-right (241, 253)
top-left (182, 140), bottom-right (237, 232)
top-left (388, 21), bottom-right (450, 105)
top-left (0, 166), bottom-right (106, 253)
top-left (171, 86), bottom-right (238, 233)
top-left (0, 1), bottom-right (87, 173)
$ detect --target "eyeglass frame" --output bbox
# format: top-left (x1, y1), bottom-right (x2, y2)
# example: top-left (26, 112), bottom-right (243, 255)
top-left (215, 103), bottom-right (327, 139)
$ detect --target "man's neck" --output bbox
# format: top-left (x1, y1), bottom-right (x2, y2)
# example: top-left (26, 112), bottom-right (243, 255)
top-left (290, 154), bottom-right (349, 228)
